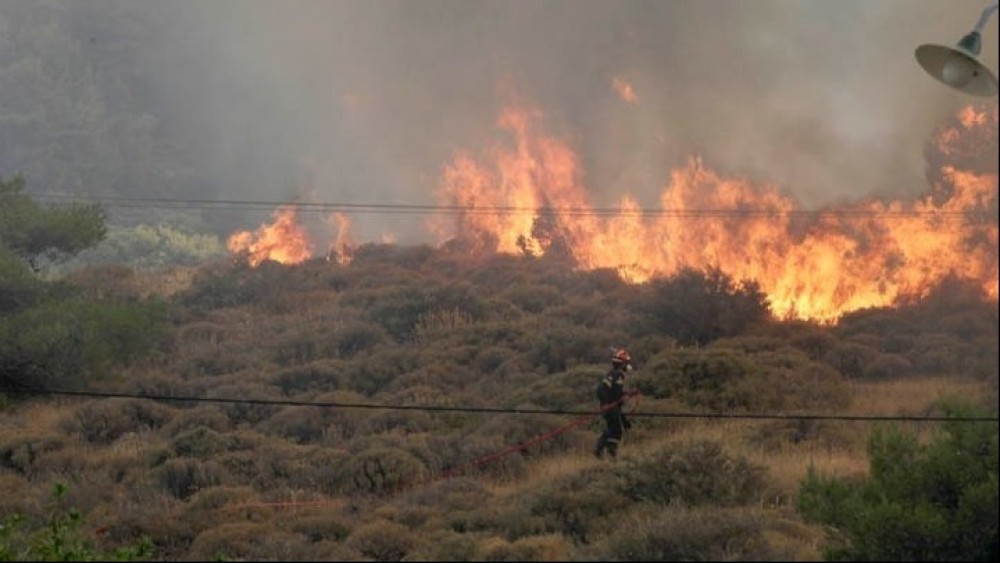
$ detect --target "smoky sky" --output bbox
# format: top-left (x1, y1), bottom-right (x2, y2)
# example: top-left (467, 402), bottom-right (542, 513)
top-left (136, 0), bottom-right (998, 241)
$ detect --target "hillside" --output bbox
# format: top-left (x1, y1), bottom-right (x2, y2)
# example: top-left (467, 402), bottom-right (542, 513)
top-left (1, 245), bottom-right (997, 560)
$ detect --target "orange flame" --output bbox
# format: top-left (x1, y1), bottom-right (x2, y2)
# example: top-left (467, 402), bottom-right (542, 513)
top-left (612, 77), bottom-right (638, 104)
top-left (326, 211), bottom-right (356, 265)
top-left (434, 104), bottom-right (998, 322)
top-left (227, 206), bottom-right (313, 267)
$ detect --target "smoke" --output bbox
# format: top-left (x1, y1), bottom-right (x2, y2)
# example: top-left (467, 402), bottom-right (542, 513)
top-left (135, 0), bottom-right (997, 242)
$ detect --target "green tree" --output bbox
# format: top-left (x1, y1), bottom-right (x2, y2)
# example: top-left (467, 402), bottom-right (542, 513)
top-left (0, 175), bottom-right (105, 272)
top-left (1, 175), bottom-right (166, 395)
top-left (797, 400), bottom-right (999, 561)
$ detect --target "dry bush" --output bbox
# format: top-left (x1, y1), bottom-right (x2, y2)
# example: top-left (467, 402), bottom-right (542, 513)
top-left (176, 348), bottom-right (257, 378)
top-left (261, 405), bottom-right (339, 444)
top-left (621, 440), bottom-right (766, 507)
top-left (499, 284), bottom-right (566, 314)
top-left (170, 426), bottom-right (235, 458)
top-left (0, 433), bottom-right (66, 478)
top-left (157, 458), bottom-right (228, 500)
top-left (205, 382), bottom-right (281, 426)
top-left (314, 389), bottom-right (371, 445)
top-left (745, 419), bottom-right (859, 453)
top-left (343, 349), bottom-right (422, 396)
top-left (470, 412), bottom-right (578, 461)
top-left (96, 492), bottom-right (194, 556)
top-left (285, 447), bottom-right (351, 495)
top-left (506, 365), bottom-right (602, 411)
top-left (289, 510), bottom-right (353, 543)
top-left (404, 529), bottom-right (480, 561)
top-left (403, 476), bottom-right (494, 512)
top-left (269, 360), bottom-right (345, 396)
top-left (60, 399), bottom-right (173, 445)
top-left (233, 440), bottom-right (323, 493)
top-left (63, 264), bottom-right (141, 301)
top-left (822, 340), bottom-right (879, 379)
top-left (498, 465), bottom-right (631, 544)
top-left (449, 429), bottom-right (527, 482)
top-left (480, 534), bottom-right (574, 561)
top-left (591, 505), bottom-right (803, 561)
top-left (0, 472), bottom-right (32, 516)
top-left (187, 521), bottom-right (309, 561)
top-left (641, 345), bottom-right (850, 413)
top-left (162, 404), bottom-right (231, 437)
top-left (863, 352), bottom-right (914, 379)
top-left (414, 307), bottom-right (477, 342)
top-left (185, 485), bottom-right (258, 513)
top-left (525, 324), bottom-right (608, 374)
top-left (345, 518), bottom-right (424, 562)
top-left (176, 320), bottom-right (233, 353)
top-left (340, 446), bottom-right (428, 495)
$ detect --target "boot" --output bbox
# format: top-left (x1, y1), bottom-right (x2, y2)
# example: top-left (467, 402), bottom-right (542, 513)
top-left (594, 436), bottom-right (606, 459)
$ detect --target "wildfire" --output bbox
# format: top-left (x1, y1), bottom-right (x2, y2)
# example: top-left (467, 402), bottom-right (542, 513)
top-left (326, 211), bottom-right (356, 266)
top-left (227, 206), bottom-right (313, 267)
top-left (433, 103), bottom-right (999, 322)
top-left (226, 98), bottom-right (996, 324)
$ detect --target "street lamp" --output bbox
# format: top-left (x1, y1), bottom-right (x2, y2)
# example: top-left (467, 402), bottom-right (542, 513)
top-left (915, 3), bottom-right (998, 96)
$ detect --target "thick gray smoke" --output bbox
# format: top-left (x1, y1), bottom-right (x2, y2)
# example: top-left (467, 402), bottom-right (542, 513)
top-left (8, 0), bottom-right (999, 243)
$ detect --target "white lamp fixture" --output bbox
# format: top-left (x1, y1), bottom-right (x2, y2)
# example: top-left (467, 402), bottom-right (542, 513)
top-left (915, 3), bottom-right (998, 97)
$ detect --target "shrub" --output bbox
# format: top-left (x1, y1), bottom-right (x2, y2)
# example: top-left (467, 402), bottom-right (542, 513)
top-left (639, 267), bottom-right (770, 345)
top-left (821, 340), bottom-right (879, 379)
top-left (345, 519), bottom-right (422, 562)
top-left (0, 434), bottom-right (66, 478)
top-left (206, 383), bottom-right (280, 426)
top-left (621, 440), bottom-right (766, 507)
top-left (261, 405), bottom-right (335, 444)
top-left (340, 447), bottom-right (428, 495)
top-left (0, 482), bottom-right (153, 561)
top-left (797, 400), bottom-right (999, 561)
top-left (170, 426), bottom-right (233, 458)
top-left (596, 506), bottom-right (794, 561)
top-left (638, 348), bottom-right (758, 411)
top-left (187, 522), bottom-right (307, 561)
top-left (862, 352), bottom-right (913, 379)
top-left (511, 466), bottom-right (632, 544)
top-left (478, 534), bottom-right (574, 561)
top-left (498, 284), bottom-right (565, 314)
top-left (162, 405), bottom-right (231, 437)
top-left (158, 458), bottom-right (227, 500)
top-left (289, 512), bottom-right (352, 543)
top-left (0, 297), bottom-right (170, 391)
top-left (269, 360), bottom-right (345, 396)
top-left (62, 399), bottom-right (172, 445)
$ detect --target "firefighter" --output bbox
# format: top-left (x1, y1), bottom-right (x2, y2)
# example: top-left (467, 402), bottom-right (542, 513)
top-left (594, 346), bottom-right (633, 459)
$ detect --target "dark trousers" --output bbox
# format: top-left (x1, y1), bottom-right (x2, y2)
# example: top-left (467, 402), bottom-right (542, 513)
top-left (595, 409), bottom-right (623, 457)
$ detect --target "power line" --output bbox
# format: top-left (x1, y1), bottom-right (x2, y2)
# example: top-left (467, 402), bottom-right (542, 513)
top-left (15, 388), bottom-right (999, 423)
top-left (30, 193), bottom-right (993, 220)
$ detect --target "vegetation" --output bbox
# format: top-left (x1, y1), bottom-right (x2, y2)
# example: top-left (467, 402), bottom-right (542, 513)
top-left (1, 176), bottom-right (169, 394)
top-left (798, 399), bottom-right (998, 561)
top-left (2, 182), bottom-right (996, 559)
top-left (0, 482), bottom-right (151, 561)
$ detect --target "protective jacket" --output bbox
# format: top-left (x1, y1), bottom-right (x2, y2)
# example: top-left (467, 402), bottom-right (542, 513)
top-left (595, 365), bottom-right (630, 458)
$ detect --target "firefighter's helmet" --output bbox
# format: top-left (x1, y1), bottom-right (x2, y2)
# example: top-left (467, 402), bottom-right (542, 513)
top-left (611, 347), bottom-right (631, 365)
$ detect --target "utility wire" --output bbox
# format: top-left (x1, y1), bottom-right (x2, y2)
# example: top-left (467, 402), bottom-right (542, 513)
top-left (13, 388), bottom-right (998, 423)
top-left (30, 194), bottom-right (993, 221)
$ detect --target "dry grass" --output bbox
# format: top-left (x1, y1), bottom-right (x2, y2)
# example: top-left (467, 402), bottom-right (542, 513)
top-left (489, 375), bottom-right (992, 509)
top-left (0, 400), bottom-right (75, 447)
top-left (846, 375), bottom-right (994, 416)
